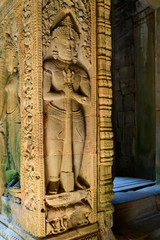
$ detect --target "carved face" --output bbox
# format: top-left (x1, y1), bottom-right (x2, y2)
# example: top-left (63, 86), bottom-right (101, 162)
top-left (5, 48), bottom-right (17, 74)
top-left (5, 49), bottom-right (14, 73)
top-left (51, 26), bottom-right (79, 62)
top-left (57, 35), bottom-right (76, 61)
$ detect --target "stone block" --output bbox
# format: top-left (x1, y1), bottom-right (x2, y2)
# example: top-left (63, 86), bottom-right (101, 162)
top-left (121, 81), bottom-right (135, 95)
top-left (1, 196), bottom-right (11, 219)
top-left (116, 128), bottom-right (123, 142)
top-left (100, 140), bottom-right (114, 150)
top-left (100, 164), bottom-right (112, 181)
top-left (115, 46), bottom-right (134, 68)
top-left (100, 150), bottom-right (114, 158)
top-left (118, 112), bottom-right (124, 127)
top-left (121, 126), bottom-right (134, 156)
top-left (114, 78), bottom-right (120, 92)
top-left (119, 65), bottom-right (134, 81)
top-left (125, 111), bottom-right (135, 125)
top-left (115, 94), bottom-right (123, 112)
top-left (124, 94), bottom-right (135, 111)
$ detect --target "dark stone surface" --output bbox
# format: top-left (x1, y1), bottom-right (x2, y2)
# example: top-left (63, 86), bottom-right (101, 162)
top-left (113, 0), bottom-right (155, 180)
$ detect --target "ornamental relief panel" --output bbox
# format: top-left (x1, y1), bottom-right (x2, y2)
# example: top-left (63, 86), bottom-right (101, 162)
top-left (0, 11), bottom-right (21, 200)
top-left (42, 0), bottom-right (95, 234)
top-left (21, 0), bottom-right (39, 212)
top-left (43, 11), bottom-right (93, 235)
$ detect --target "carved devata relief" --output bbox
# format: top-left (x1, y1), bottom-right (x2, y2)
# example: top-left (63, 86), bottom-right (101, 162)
top-left (44, 15), bottom-right (91, 194)
top-left (43, 1), bottom-right (92, 234)
top-left (42, 0), bottom-right (91, 65)
top-left (0, 14), bottom-right (21, 206)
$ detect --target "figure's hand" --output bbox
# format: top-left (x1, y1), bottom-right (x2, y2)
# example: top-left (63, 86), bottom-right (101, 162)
top-left (64, 83), bottom-right (74, 97)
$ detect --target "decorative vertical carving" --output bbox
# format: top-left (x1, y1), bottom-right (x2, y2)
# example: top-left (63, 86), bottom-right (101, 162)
top-left (21, 0), bottom-right (36, 211)
top-left (19, 0), bottom-right (45, 236)
top-left (0, 7), bottom-right (21, 197)
top-left (0, 38), bottom-right (6, 195)
top-left (43, 14), bottom-right (91, 195)
top-left (97, 0), bottom-right (115, 239)
top-left (42, 8), bottom-right (93, 234)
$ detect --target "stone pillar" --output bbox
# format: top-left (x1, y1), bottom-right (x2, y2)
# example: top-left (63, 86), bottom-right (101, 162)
top-left (0, 0), bottom-right (115, 239)
top-left (155, 7), bottom-right (160, 182)
top-left (97, 0), bottom-right (115, 239)
top-left (141, 0), bottom-right (160, 182)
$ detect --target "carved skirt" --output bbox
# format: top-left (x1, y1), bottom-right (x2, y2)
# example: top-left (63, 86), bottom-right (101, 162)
top-left (6, 106), bottom-right (21, 173)
top-left (45, 104), bottom-right (85, 156)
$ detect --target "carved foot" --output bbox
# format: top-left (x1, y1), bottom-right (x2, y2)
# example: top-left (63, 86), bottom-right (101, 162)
top-left (75, 176), bottom-right (90, 190)
top-left (75, 181), bottom-right (86, 190)
top-left (47, 181), bottom-right (60, 195)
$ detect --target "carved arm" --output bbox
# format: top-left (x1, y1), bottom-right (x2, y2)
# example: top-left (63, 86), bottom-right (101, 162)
top-left (72, 76), bottom-right (91, 105)
top-left (43, 69), bottom-right (64, 101)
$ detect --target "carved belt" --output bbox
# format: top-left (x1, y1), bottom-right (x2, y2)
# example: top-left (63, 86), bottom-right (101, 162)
top-left (47, 103), bottom-right (83, 122)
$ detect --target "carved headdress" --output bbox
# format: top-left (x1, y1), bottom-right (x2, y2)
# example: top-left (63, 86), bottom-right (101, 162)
top-left (5, 33), bottom-right (19, 71)
top-left (51, 15), bottom-right (80, 39)
top-left (50, 15), bottom-right (80, 62)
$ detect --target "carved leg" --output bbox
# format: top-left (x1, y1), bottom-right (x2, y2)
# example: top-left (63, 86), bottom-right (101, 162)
top-left (73, 142), bottom-right (85, 190)
top-left (45, 110), bottom-right (64, 194)
top-left (73, 115), bottom-right (85, 189)
top-left (15, 121), bottom-right (21, 175)
top-left (46, 155), bottom-right (61, 194)
top-left (45, 140), bottom-right (63, 194)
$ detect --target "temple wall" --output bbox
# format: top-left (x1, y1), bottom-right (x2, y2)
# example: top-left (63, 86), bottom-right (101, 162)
top-left (113, 0), bottom-right (136, 177)
top-left (0, 0), bottom-right (115, 239)
top-left (155, 7), bottom-right (160, 182)
top-left (113, 0), bottom-right (156, 180)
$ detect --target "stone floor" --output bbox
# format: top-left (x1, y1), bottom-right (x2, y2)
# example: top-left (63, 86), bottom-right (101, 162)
top-left (112, 177), bottom-right (160, 240)
top-left (113, 177), bottom-right (156, 193)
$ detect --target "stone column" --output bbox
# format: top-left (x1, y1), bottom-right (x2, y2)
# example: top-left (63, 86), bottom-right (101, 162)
top-left (18, 0), bottom-right (45, 236)
top-left (0, 0), bottom-right (115, 239)
top-left (97, 0), bottom-right (115, 239)
top-left (155, 7), bottom-right (160, 182)
top-left (141, 0), bottom-right (160, 183)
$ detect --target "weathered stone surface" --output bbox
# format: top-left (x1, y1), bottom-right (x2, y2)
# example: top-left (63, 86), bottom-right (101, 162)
top-left (119, 65), bottom-right (135, 82)
top-left (117, 112), bottom-right (124, 128)
top-left (124, 94), bottom-right (135, 112)
top-left (156, 9), bottom-right (160, 183)
top-left (124, 111), bottom-right (135, 125)
top-left (0, 0), bottom-right (114, 239)
top-left (115, 94), bottom-right (123, 112)
top-left (143, 0), bottom-right (160, 8)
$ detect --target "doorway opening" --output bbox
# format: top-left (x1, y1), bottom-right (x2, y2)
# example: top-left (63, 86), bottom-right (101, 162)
top-left (112, 0), bottom-right (156, 192)
top-left (112, 0), bottom-right (160, 238)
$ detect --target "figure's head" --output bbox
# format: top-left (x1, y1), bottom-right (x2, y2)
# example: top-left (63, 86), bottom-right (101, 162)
top-left (5, 34), bottom-right (18, 74)
top-left (51, 15), bottom-right (80, 63)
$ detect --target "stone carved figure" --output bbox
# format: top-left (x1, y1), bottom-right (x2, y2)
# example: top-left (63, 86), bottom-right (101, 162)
top-left (43, 15), bottom-right (91, 194)
top-left (46, 203), bottom-right (91, 234)
top-left (1, 34), bottom-right (21, 188)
